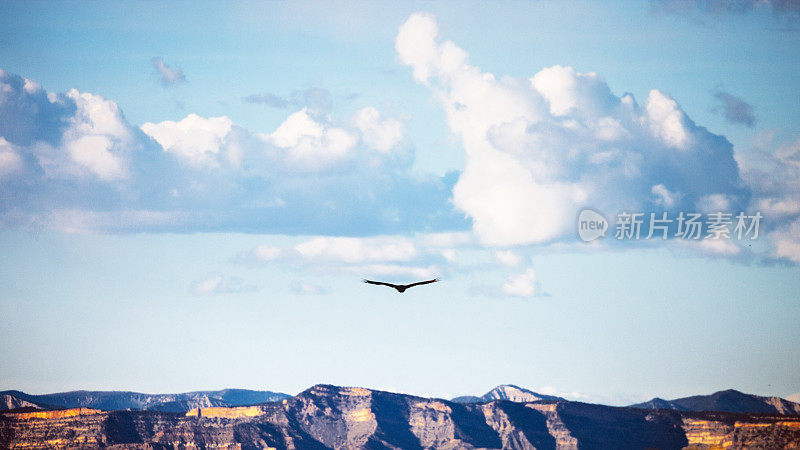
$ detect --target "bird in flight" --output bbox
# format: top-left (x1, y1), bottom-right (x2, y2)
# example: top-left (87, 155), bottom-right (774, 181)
top-left (362, 278), bottom-right (439, 293)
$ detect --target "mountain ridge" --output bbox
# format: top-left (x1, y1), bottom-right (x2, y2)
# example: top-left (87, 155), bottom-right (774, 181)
top-left (630, 388), bottom-right (800, 415)
top-left (2, 384), bottom-right (799, 449)
top-left (0, 388), bottom-right (290, 413)
top-left (5, 385), bottom-right (799, 417)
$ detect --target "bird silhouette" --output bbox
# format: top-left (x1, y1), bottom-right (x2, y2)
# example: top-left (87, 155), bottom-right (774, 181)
top-left (362, 278), bottom-right (439, 293)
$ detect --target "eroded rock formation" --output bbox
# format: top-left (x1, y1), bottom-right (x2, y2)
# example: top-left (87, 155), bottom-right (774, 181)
top-left (2, 385), bottom-right (799, 449)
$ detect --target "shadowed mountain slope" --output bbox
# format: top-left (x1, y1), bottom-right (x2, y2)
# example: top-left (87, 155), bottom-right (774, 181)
top-left (0, 388), bottom-right (290, 412)
top-left (630, 389), bottom-right (800, 415)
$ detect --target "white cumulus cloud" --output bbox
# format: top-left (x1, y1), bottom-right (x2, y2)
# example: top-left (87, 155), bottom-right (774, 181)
top-left (0, 77), bottom-right (135, 182)
top-left (140, 106), bottom-right (408, 174)
top-left (651, 184), bottom-right (681, 208)
top-left (494, 249), bottom-right (522, 266)
top-left (141, 114), bottom-right (235, 168)
top-left (268, 108), bottom-right (357, 170)
top-left (502, 268), bottom-right (538, 297)
top-left (769, 218), bottom-right (800, 263)
top-left (396, 12), bottom-right (749, 248)
top-left (0, 66), bottom-right (464, 236)
top-left (237, 233), bottom-right (462, 282)
top-left (0, 138), bottom-right (23, 178)
top-left (353, 106), bottom-right (404, 154)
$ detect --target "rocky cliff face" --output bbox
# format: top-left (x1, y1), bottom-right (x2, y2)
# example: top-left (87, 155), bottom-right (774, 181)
top-left (0, 393), bottom-right (46, 411)
top-left (2, 385), bottom-right (799, 449)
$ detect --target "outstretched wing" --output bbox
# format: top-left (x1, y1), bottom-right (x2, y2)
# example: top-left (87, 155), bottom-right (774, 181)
top-left (363, 279), bottom-right (399, 289)
top-left (404, 278), bottom-right (439, 289)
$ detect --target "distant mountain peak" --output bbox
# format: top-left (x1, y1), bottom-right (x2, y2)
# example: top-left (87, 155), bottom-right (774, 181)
top-left (495, 383), bottom-right (524, 390)
top-left (484, 384), bottom-right (553, 402)
top-left (719, 388), bottom-right (744, 394)
top-left (452, 384), bottom-right (564, 404)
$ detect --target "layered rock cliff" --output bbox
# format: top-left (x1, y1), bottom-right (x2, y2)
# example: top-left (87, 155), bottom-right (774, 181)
top-left (2, 384), bottom-right (799, 449)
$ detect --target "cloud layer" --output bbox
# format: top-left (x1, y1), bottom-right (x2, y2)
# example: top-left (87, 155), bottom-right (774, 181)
top-left (740, 135), bottom-right (800, 262)
top-left (0, 67), bottom-right (465, 235)
top-left (1, 12), bottom-right (797, 265)
top-left (396, 13), bottom-right (750, 247)
top-left (237, 234), bottom-right (447, 281)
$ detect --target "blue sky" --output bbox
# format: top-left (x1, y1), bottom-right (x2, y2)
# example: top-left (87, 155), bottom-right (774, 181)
top-left (1, 0), bottom-right (799, 405)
